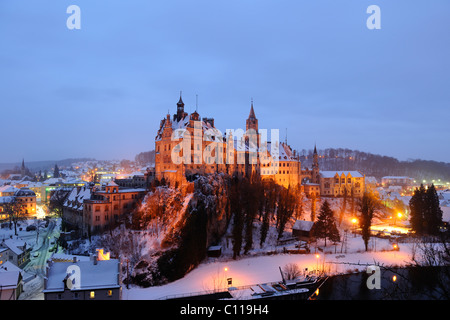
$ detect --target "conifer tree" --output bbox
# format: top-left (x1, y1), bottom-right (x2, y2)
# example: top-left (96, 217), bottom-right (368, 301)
top-left (409, 184), bottom-right (427, 235)
top-left (424, 184), bottom-right (443, 235)
top-left (54, 164), bottom-right (60, 178)
top-left (310, 200), bottom-right (340, 246)
top-left (359, 192), bottom-right (378, 251)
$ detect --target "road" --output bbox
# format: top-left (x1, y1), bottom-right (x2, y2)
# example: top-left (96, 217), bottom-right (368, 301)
top-left (19, 218), bottom-right (60, 300)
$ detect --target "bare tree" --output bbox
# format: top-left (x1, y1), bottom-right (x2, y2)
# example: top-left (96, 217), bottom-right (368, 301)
top-left (49, 187), bottom-right (72, 217)
top-left (282, 263), bottom-right (302, 280)
top-left (3, 198), bottom-right (27, 236)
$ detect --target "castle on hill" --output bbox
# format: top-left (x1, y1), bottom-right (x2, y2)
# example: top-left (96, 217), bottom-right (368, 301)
top-left (154, 94), bottom-right (365, 198)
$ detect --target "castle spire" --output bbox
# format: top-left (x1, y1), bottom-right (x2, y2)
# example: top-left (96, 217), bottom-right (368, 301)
top-left (176, 91), bottom-right (185, 121)
top-left (248, 98), bottom-right (256, 119)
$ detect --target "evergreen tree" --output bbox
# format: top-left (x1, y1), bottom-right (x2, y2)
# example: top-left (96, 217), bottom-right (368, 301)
top-left (359, 192), bottom-right (377, 251)
top-left (409, 184), bottom-right (427, 235)
top-left (310, 200), bottom-right (340, 246)
top-left (54, 164), bottom-right (60, 178)
top-left (424, 184), bottom-right (443, 235)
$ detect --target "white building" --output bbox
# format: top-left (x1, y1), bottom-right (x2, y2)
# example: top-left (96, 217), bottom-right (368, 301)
top-left (43, 257), bottom-right (122, 300)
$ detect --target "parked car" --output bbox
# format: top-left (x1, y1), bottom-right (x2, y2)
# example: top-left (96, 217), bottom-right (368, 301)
top-left (26, 225), bottom-right (37, 231)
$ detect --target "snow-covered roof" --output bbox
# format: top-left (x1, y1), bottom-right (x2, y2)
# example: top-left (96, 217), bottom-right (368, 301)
top-left (50, 253), bottom-right (91, 262)
top-left (14, 187), bottom-right (36, 197)
top-left (64, 186), bottom-right (91, 209)
top-left (442, 206), bottom-right (450, 223)
top-left (1, 239), bottom-right (26, 256)
top-left (0, 196), bottom-right (14, 204)
top-left (264, 141), bottom-right (298, 162)
top-left (320, 171), bottom-right (364, 178)
top-left (107, 180), bottom-right (118, 187)
top-left (0, 185), bottom-right (19, 194)
top-left (43, 259), bottom-right (120, 293)
top-left (0, 260), bottom-right (23, 274)
top-left (293, 220), bottom-right (314, 232)
top-left (0, 271), bottom-right (21, 289)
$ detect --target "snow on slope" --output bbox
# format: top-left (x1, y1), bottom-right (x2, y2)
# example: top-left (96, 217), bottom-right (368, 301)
top-left (123, 246), bottom-right (413, 300)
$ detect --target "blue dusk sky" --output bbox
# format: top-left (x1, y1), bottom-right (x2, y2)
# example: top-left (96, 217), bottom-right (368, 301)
top-left (0, 0), bottom-right (449, 163)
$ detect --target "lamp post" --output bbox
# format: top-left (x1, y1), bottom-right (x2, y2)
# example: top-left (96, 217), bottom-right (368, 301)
top-left (315, 254), bottom-right (320, 274)
top-left (351, 218), bottom-right (358, 237)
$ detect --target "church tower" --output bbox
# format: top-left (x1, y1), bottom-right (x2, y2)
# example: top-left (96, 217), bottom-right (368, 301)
top-left (21, 158), bottom-right (25, 177)
top-left (312, 144), bottom-right (320, 184)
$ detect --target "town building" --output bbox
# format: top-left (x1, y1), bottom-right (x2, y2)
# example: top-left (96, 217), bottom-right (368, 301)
top-left (319, 171), bottom-right (365, 197)
top-left (43, 255), bottom-right (121, 300)
top-left (13, 187), bottom-right (37, 215)
top-left (0, 187), bottom-right (37, 219)
top-left (0, 239), bottom-right (30, 269)
top-left (0, 270), bottom-right (23, 300)
top-left (381, 176), bottom-right (414, 188)
top-left (62, 182), bottom-right (146, 237)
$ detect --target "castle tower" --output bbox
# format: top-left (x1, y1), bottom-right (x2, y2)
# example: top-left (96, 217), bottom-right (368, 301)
top-left (246, 99), bottom-right (258, 134)
top-left (176, 92), bottom-right (185, 122)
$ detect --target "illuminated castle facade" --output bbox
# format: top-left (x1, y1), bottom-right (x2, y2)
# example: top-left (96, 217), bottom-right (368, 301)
top-left (154, 95), bottom-right (365, 196)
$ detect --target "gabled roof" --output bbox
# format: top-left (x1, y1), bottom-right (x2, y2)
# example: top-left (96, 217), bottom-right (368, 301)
top-left (320, 171), bottom-right (364, 178)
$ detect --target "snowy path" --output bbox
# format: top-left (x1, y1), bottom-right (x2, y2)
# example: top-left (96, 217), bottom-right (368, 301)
top-left (123, 246), bottom-right (413, 300)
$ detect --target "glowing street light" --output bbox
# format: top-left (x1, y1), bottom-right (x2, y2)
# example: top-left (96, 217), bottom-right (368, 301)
top-left (351, 218), bottom-right (358, 236)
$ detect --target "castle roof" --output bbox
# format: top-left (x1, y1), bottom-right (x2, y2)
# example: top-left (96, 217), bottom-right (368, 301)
top-left (320, 171), bottom-right (364, 178)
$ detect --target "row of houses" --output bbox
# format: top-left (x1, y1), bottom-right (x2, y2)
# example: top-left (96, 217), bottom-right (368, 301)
top-left (0, 239), bottom-right (31, 300)
top-left (61, 181), bottom-right (146, 237)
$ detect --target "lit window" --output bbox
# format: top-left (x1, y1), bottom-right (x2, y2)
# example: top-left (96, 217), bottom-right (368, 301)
top-left (107, 290), bottom-right (113, 297)
top-left (90, 291), bottom-right (95, 299)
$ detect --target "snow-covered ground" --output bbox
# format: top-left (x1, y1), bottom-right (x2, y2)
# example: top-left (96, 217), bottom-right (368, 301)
top-left (123, 239), bottom-right (413, 300)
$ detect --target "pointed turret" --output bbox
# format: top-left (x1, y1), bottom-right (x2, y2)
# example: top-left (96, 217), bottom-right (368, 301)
top-left (248, 99), bottom-right (256, 119)
top-left (246, 99), bottom-right (258, 133)
top-left (176, 91), bottom-right (185, 122)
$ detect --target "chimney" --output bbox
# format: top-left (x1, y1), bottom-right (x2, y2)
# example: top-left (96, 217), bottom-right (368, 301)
top-left (72, 256), bottom-right (77, 263)
top-left (93, 255), bottom-right (98, 265)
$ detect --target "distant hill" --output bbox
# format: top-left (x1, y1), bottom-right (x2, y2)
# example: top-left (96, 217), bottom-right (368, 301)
top-left (300, 148), bottom-right (450, 182)
top-left (0, 158), bottom-right (96, 172)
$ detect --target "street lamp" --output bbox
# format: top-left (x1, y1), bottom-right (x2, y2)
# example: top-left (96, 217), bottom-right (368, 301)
top-left (315, 254), bottom-right (320, 273)
top-left (351, 218), bottom-right (358, 236)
